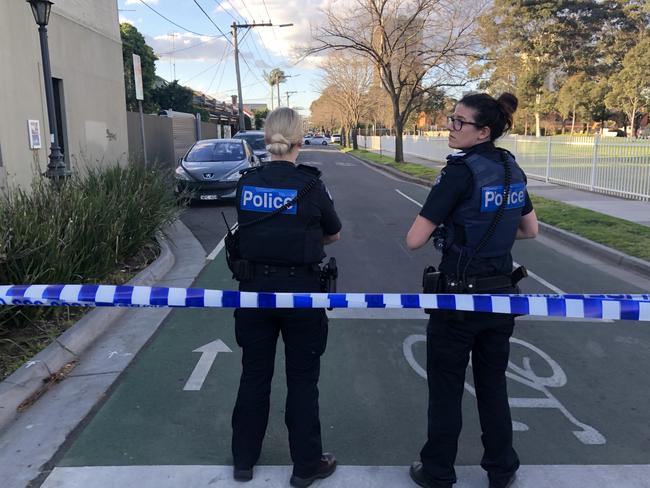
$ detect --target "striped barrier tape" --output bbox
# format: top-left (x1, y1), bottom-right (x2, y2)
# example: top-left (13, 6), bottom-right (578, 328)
top-left (1, 285), bottom-right (649, 321)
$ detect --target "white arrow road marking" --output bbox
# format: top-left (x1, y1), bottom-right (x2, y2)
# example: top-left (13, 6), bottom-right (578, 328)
top-left (183, 339), bottom-right (232, 391)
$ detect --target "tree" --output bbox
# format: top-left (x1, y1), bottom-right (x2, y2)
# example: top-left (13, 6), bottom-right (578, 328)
top-left (271, 68), bottom-right (288, 108)
top-left (308, 0), bottom-right (479, 162)
top-left (120, 23), bottom-right (158, 112)
top-left (254, 108), bottom-right (269, 129)
top-left (556, 74), bottom-right (590, 134)
top-left (263, 71), bottom-right (277, 109)
top-left (476, 1), bottom-right (607, 136)
top-left (310, 87), bottom-right (343, 134)
top-left (151, 80), bottom-right (194, 113)
top-left (583, 79), bottom-right (611, 133)
top-left (606, 38), bottom-right (650, 137)
top-left (595, 1), bottom-right (650, 78)
top-left (320, 52), bottom-right (373, 149)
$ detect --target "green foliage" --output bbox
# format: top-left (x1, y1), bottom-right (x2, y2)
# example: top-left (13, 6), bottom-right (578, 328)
top-left (151, 80), bottom-right (194, 113)
top-left (0, 165), bottom-right (179, 330)
top-left (531, 195), bottom-right (650, 262)
top-left (120, 23), bottom-right (158, 112)
top-left (347, 149), bottom-right (440, 181)
top-left (606, 38), bottom-right (650, 133)
top-left (254, 108), bottom-right (269, 130)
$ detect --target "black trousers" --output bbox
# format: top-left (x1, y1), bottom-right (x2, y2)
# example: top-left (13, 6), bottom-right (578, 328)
top-left (232, 274), bottom-right (327, 478)
top-left (420, 297), bottom-right (520, 487)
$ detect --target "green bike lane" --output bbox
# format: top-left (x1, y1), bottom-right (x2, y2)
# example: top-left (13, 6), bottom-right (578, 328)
top-left (41, 149), bottom-right (650, 487)
top-left (47, 259), bottom-right (650, 483)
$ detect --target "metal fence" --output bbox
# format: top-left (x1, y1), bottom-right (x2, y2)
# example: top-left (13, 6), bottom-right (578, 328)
top-left (358, 135), bottom-right (650, 201)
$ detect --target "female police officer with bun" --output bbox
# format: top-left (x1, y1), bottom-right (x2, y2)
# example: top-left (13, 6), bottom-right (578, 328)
top-left (230, 107), bottom-right (341, 487)
top-left (406, 93), bottom-right (538, 488)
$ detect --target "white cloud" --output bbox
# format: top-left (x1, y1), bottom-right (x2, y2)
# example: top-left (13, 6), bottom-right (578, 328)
top-left (125, 0), bottom-right (158, 4)
top-left (147, 33), bottom-right (230, 62)
top-left (119, 15), bottom-right (136, 25)
top-left (221, 0), bottom-right (332, 68)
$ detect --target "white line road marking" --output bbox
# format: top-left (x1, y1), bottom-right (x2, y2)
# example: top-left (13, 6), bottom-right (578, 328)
top-left (207, 221), bottom-right (237, 261)
top-left (513, 260), bottom-right (566, 294)
top-left (394, 189), bottom-right (569, 296)
top-left (395, 189), bottom-right (424, 207)
top-left (207, 237), bottom-right (226, 261)
top-left (183, 340), bottom-right (232, 391)
top-left (41, 465), bottom-right (650, 487)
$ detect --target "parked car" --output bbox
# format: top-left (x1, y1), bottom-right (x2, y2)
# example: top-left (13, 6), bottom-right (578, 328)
top-left (303, 135), bottom-right (329, 145)
top-left (233, 130), bottom-right (270, 163)
top-left (330, 134), bottom-right (341, 143)
top-left (174, 139), bottom-right (258, 202)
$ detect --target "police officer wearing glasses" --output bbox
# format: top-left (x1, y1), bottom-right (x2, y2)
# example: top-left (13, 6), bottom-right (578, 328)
top-left (230, 107), bottom-right (341, 487)
top-left (406, 93), bottom-right (538, 488)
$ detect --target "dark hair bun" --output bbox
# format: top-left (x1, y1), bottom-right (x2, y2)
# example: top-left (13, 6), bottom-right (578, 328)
top-left (498, 92), bottom-right (518, 116)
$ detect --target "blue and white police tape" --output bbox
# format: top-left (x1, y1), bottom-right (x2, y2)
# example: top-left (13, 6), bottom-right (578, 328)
top-left (1, 285), bottom-right (649, 321)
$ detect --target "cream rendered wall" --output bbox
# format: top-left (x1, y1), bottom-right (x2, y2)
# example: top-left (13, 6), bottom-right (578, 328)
top-left (0, 0), bottom-right (128, 191)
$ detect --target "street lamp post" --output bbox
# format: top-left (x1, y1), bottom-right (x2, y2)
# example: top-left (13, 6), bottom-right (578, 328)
top-left (27, 0), bottom-right (68, 182)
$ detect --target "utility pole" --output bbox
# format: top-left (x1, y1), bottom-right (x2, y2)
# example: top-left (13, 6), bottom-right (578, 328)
top-left (285, 91), bottom-right (298, 108)
top-left (232, 22), bottom-right (293, 132)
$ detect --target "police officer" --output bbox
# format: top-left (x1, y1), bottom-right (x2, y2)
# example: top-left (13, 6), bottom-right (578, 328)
top-left (231, 107), bottom-right (341, 487)
top-left (405, 93), bottom-right (539, 488)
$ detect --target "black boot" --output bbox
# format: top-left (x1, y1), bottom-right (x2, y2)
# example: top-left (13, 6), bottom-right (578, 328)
top-left (290, 453), bottom-right (337, 487)
top-left (409, 462), bottom-right (452, 488)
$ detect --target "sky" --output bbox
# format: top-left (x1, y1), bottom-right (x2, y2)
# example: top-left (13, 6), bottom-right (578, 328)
top-left (118, 0), bottom-right (332, 117)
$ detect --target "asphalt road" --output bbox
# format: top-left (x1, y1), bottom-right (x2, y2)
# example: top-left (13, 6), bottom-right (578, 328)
top-left (38, 147), bottom-right (650, 487)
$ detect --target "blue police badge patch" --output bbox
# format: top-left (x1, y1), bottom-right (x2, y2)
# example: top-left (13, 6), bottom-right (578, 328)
top-left (480, 183), bottom-right (526, 213)
top-left (241, 186), bottom-right (298, 214)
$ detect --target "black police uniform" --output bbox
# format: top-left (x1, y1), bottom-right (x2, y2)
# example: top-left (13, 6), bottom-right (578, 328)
top-left (418, 141), bottom-right (533, 488)
top-left (231, 161), bottom-right (341, 479)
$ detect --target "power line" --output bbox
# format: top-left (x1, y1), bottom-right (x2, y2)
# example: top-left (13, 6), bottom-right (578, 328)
top-left (182, 60), bottom-right (223, 84)
top-left (136, 0), bottom-right (223, 38)
top-left (237, 0), bottom-right (256, 23)
top-left (157, 37), bottom-right (215, 56)
top-left (192, 0), bottom-right (233, 45)
top-left (261, 0), bottom-right (273, 22)
top-left (211, 0), bottom-right (238, 23)
top-left (207, 44), bottom-right (232, 94)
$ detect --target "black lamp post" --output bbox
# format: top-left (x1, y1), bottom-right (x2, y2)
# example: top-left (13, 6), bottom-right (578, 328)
top-left (27, 0), bottom-right (68, 181)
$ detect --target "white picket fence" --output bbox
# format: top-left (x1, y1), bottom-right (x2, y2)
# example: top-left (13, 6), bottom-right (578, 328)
top-left (357, 135), bottom-right (650, 201)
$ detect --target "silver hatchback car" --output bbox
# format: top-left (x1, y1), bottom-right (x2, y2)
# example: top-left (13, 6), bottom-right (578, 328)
top-left (174, 139), bottom-right (258, 202)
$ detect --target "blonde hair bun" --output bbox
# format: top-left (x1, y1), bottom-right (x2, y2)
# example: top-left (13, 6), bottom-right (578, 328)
top-left (264, 107), bottom-right (303, 156)
top-left (266, 133), bottom-right (291, 155)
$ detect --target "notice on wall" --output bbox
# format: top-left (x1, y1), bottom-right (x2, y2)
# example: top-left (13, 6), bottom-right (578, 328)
top-left (133, 54), bottom-right (144, 101)
top-left (28, 120), bottom-right (42, 150)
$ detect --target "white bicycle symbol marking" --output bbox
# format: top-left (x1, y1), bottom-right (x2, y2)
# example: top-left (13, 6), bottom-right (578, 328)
top-left (403, 334), bottom-right (605, 445)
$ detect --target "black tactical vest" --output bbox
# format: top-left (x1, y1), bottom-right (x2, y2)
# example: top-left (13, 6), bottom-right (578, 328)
top-left (235, 161), bottom-right (325, 265)
top-left (443, 149), bottom-right (527, 258)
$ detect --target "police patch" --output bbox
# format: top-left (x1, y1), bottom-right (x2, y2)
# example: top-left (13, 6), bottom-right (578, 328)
top-left (480, 183), bottom-right (526, 213)
top-left (241, 186), bottom-right (297, 214)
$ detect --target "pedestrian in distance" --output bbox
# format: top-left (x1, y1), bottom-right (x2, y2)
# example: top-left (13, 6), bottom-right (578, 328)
top-left (228, 107), bottom-right (342, 487)
top-left (405, 92), bottom-right (539, 488)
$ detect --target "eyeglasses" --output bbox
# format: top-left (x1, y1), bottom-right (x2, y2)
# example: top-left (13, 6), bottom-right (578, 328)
top-left (447, 115), bottom-right (481, 131)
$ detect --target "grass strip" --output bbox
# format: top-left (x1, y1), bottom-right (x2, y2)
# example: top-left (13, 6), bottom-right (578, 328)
top-left (530, 195), bottom-right (650, 262)
top-left (346, 147), bottom-right (650, 262)
top-left (346, 148), bottom-right (440, 182)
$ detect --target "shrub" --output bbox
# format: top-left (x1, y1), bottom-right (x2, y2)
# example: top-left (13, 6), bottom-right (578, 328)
top-left (0, 163), bottom-right (179, 330)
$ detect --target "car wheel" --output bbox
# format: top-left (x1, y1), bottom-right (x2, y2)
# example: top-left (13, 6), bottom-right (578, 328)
top-left (305, 140), bottom-right (310, 145)
top-left (322, 141), bottom-right (327, 145)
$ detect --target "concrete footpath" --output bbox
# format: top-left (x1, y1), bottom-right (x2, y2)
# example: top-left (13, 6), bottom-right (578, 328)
top-left (365, 148), bottom-right (650, 227)
top-left (0, 220), bottom-right (207, 488)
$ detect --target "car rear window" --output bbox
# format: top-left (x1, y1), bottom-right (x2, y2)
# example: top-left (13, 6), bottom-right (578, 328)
top-left (186, 141), bottom-right (245, 162)
top-left (235, 134), bottom-right (266, 151)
